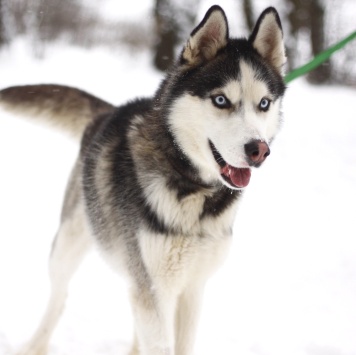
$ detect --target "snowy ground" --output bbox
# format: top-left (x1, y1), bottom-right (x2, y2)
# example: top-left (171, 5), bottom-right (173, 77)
top-left (0, 30), bottom-right (356, 355)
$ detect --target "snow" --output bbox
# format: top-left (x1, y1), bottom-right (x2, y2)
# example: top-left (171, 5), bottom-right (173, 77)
top-left (0, 32), bottom-right (356, 355)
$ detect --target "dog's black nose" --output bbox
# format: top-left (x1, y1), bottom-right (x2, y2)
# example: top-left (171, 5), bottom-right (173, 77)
top-left (244, 140), bottom-right (270, 166)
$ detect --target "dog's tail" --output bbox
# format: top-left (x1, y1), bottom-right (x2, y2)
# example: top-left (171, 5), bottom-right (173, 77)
top-left (0, 84), bottom-right (115, 140)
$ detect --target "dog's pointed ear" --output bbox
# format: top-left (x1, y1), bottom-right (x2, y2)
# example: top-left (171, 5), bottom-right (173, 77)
top-left (249, 7), bottom-right (286, 73)
top-left (181, 5), bottom-right (228, 67)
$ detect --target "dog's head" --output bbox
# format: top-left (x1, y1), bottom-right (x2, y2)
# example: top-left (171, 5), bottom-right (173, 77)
top-left (164, 6), bottom-right (286, 190)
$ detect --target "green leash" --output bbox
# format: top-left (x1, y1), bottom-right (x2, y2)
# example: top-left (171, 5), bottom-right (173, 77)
top-left (284, 30), bottom-right (356, 83)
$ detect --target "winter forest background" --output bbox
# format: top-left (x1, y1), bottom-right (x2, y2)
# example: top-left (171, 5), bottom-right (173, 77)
top-left (0, 0), bottom-right (355, 86)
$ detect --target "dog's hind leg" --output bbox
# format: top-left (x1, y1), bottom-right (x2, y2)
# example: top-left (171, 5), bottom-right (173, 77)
top-left (18, 201), bottom-right (92, 355)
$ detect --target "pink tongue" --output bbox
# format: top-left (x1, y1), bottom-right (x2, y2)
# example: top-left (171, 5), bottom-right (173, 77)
top-left (221, 165), bottom-right (251, 188)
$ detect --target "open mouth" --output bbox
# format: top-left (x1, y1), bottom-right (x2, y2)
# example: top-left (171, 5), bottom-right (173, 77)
top-left (209, 140), bottom-right (251, 188)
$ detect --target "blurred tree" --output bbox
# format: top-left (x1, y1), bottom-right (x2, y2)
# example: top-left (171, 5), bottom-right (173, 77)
top-left (1, 0), bottom-right (99, 56)
top-left (31, 0), bottom-right (91, 48)
top-left (153, 0), bottom-right (199, 71)
top-left (0, 0), bottom-right (4, 45)
top-left (154, 0), bottom-right (179, 71)
top-left (243, 0), bottom-right (255, 32)
top-left (287, 0), bottom-right (331, 84)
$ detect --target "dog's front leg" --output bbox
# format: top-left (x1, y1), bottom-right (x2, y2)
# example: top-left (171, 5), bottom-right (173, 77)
top-left (175, 283), bottom-right (205, 355)
top-left (130, 285), bottom-right (177, 355)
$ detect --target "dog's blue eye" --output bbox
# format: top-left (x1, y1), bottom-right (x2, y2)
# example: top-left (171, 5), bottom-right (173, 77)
top-left (259, 98), bottom-right (271, 111)
top-left (212, 95), bottom-right (230, 109)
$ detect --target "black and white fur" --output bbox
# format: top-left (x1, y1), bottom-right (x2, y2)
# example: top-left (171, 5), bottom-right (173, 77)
top-left (0, 5), bottom-right (286, 355)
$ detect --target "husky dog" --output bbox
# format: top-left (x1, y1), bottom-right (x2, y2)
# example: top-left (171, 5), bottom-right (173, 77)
top-left (0, 5), bottom-right (286, 355)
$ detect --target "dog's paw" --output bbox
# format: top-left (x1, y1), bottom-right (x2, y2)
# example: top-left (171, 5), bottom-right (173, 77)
top-left (129, 345), bottom-right (140, 355)
top-left (17, 343), bottom-right (48, 355)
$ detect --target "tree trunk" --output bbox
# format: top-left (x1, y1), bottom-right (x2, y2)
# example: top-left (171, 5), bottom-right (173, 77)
top-left (307, 0), bottom-right (331, 83)
top-left (243, 0), bottom-right (255, 32)
top-left (153, 0), bottom-right (199, 71)
top-left (287, 0), bottom-right (331, 84)
top-left (153, 0), bottom-right (179, 71)
top-left (0, 0), bottom-right (4, 46)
